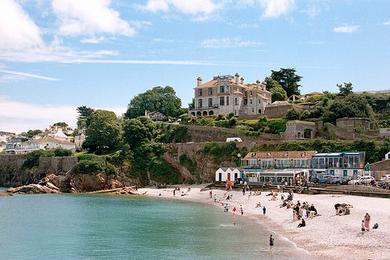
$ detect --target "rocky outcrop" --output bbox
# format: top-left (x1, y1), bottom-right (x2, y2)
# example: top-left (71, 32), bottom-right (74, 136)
top-left (69, 173), bottom-right (139, 193)
top-left (7, 182), bottom-right (60, 194)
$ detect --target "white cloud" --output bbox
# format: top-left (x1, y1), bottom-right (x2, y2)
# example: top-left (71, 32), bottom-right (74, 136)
top-left (52, 0), bottom-right (135, 37)
top-left (201, 38), bottom-right (262, 48)
top-left (384, 20), bottom-right (390, 26)
top-left (0, 69), bottom-right (60, 81)
top-left (334, 25), bottom-right (359, 33)
top-left (139, 0), bottom-right (219, 15)
top-left (80, 36), bottom-right (105, 44)
top-left (260, 0), bottom-right (295, 18)
top-left (0, 96), bottom-right (126, 133)
top-left (0, 0), bottom-right (44, 50)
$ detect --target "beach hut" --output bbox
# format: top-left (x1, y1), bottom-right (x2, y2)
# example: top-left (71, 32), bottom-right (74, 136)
top-left (215, 168), bottom-right (241, 182)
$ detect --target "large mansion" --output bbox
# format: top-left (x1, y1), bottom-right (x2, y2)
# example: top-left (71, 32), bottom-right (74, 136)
top-left (189, 74), bottom-right (272, 117)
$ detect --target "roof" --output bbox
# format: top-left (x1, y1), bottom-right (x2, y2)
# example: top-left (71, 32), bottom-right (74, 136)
top-left (243, 151), bottom-right (317, 160)
top-left (266, 101), bottom-right (291, 107)
top-left (195, 79), bottom-right (218, 88)
top-left (313, 152), bottom-right (363, 157)
top-left (33, 137), bottom-right (74, 145)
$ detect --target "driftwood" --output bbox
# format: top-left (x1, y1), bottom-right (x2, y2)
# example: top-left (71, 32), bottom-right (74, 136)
top-left (87, 186), bottom-right (146, 195)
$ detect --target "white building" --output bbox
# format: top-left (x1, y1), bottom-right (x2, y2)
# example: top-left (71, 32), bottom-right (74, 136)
top-left (385, 152), bottom-right (390, 160)
top-left (34, 137), bottom-right (75, 151)
top-left (215, 167), bottom-right (241, 182)
top-left (190, 74), bottom-right (272, 117)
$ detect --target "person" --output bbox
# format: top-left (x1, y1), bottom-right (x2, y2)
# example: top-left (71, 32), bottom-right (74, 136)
top-left (209, 190), bottom-right (212, 199)
top-left (242, 186), bottom-right (246, 196)
top-left (364, 213), bottom-right (371, 231)
top-left (277, 184), bottom-right (280, 193)
top-left (269, 234), bottom-right (274, 250)
top-left (232, 206), bottom-right (237, 216)
top-left (240, 205), bottom-right (244, 216)
top-left (373, 223), bottom-right (379, 229)
top-left (361, 220), bottom-right (366, 232)
top-left (173, 189), bottom-right (176, 196)
top-left (298, 218), bottom-right (306, 228)
top-left (263, 206), bottom-right (266, 215)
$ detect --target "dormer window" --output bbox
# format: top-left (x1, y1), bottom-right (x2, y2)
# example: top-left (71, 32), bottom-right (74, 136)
top-left (219, 86), bottom-right (225, 93)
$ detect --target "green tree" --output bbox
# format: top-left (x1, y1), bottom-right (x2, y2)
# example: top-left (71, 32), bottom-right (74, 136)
top-left (265, 77), bottom-right (288, 102)
top-left (270, 68), bottom-right (302, 97)
top-left (285, 109), bottom-right (301, 120)
top-left (26, 129), bottom-right (42, 138)
top-left (53, 122), bottom-right (68, 128)
top-left (125, 86), bottom-right (182, 118)
top-left (123, 118), bottom-right (154, 148)
top-left (76, 106), bottom-right (94, 129)
top-left (83, 110), bottom-right (121, 153)
top-left (337, 82), bottom-right (353, 96)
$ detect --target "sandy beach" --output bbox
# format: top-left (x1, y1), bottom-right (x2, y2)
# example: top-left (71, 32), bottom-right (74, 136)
top-left (139, 185), bottom-right (390, 260)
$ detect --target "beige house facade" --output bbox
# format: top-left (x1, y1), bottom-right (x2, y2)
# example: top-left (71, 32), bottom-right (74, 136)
top-left (189, 74), bottom-right (271, 117)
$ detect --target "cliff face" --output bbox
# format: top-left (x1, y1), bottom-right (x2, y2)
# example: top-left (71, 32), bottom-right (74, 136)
top-left (163, 143), bottom-right (241, 183)
top-left (0, 155), bottom-right (44, 187)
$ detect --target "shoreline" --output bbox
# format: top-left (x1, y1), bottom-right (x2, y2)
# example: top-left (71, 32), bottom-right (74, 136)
top-left (139, 185), bottom-right (390, 260)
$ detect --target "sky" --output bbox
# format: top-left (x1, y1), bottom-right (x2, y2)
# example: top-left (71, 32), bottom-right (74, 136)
top-left (0, 0), bottom-right (390, 133)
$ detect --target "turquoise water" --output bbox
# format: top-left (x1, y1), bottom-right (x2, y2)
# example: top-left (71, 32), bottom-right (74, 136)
top-left (0, 193), bottom-right (307, 259)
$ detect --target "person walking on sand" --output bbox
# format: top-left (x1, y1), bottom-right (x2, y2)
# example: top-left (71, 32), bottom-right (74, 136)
top-left (263, 206), bottom-right (266, 215)
top-left (209, 190), bottom-right (212, 199)
top-left (242, 186), bottom-right (246, 196)
top-left (269, 234), bottom-right (274, 255)
top-left (361, 220), bottom-right (366, 232)
top-left (173, 189), bottom-right (176, 196)
top-left (240, 205), bottom-right (244, 216)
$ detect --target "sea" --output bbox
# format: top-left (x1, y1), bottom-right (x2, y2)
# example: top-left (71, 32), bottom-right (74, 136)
top-left (0, 191), bottom-right (309, 259)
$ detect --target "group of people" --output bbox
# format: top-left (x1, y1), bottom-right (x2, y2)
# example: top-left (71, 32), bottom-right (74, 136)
top-left (361, 213), bottom-right (378, 232)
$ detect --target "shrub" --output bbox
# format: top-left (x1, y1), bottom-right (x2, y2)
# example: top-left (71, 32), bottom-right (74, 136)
top-left (265, 119), bottom-right (287, 134)
top-left (74, 160), bottom-right (105, 174)
top-left (148, 157), bottom-right (181, 184)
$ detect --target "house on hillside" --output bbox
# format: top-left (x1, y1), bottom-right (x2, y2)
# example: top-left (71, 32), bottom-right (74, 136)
top-left (34, 137), bottom-right (75, 151)
top-left (0, 131), bottom-right (15, 143)
top-left (5, 137), bottom-right (39, 154)
top-left (189, 74), bottom-right (271, 117)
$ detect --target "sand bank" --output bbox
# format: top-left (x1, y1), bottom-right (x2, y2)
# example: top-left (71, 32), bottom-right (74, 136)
top-left (139, 185), bottom-right (390, 260)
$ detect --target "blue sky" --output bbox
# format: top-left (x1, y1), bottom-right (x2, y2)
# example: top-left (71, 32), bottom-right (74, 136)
top-left (0, 0), bottom-right (390, 132)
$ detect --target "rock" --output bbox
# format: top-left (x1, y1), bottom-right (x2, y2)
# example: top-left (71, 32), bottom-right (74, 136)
top-left (7, 183), bottom-right (60, 194)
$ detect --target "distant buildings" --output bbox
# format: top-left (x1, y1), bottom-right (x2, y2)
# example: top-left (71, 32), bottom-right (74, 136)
top-left (3, 125), bottom-right (75, 154)
top-left (189, 74), bottom-right (272, 117)
top-left (216, 150), bottom-right (367, 185)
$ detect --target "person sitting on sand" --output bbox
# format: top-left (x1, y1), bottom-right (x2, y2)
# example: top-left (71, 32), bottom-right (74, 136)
top-left (256, 202), bottom-right (262, 208)
top-left (364, 213), bottom-right (371, 231)
top-left (298, 218), bottom-right (306, 228)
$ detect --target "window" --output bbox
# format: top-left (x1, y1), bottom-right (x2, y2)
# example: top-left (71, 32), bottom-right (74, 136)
top-left (250, 91), bottom-right (253, 96)
top-left (250, 99), bottom-right (252, 104)
top-left (208, 98), bottom-right (212, 107)
top-left (259, 99), bottom-right (261, 104)
top-left (198, 89), bottom-right (202, 96)
top-left (353, 170), bottom-right (358, 177)
top-left (198, 99), bottom-right (203, 108)
top-left (219, 86), bottom-right (225, 93)
top-left (330, 170), bottom-right (335, 175)
top-left (226, 96), bottom-right (229, 106)
top-left (220, 96), bottom-right (225, 106)
top-left (343, 170), bottom-right (348, 177)
top-left (252, 108), bottom-right (254, 112)
top-left (208, 88), bottom-right (212, 95)
top-left (258, 109), bottom-right (261, 114)
top-left (235, 98), bottom-right (238, 105)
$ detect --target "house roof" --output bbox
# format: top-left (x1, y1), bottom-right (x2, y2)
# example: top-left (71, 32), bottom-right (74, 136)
top-left (33, 137), bottom-right (74, 145)
top-left (243, 151), bottom-right (317, 160)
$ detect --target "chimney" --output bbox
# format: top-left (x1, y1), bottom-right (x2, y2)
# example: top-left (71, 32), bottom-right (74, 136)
top-left (240, 77), bottom-right (244, 84)
top-left (197, 76), bottom-right (202, 87)
top-left (235, 73), bottom-right (240, 83)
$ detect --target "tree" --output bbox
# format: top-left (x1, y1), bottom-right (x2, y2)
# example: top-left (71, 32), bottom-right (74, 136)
top-left (123, 118), bottom-right (155, 149)
top-left (53, 122), bottom-right (68, 128)
top-left (285, 109), bottom-right (301, 120)
top-left (83, 110), bottom-right (121, 153)
top-left (77, 106), bottom-right (94, 129)
top-left (125, 86), bottom-right (182, 119)
top-left (337, 82), bottom-right (353, 96)
top-left (26, 129), bottom-right (42, 138)
top-left (270, 68), bottom-right (302, 97)
top-left (265, 77), bottom-right (288, 102)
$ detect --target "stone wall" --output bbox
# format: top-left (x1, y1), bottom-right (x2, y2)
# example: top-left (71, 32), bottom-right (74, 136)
top-left (38, 156), bottom-right (77, 176)
top-left (0, 155), bottom-right (78, 187)
top-left (336, 118), bottom-right (371, 132)
top-left (264, 102), bottom-right (293, 118)
top-left (371, 159), bottom-right (390, 180)
top-left (283, 120), bottom-right (317, 140)
top-left (379, 128), bottom-right (390, 138)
